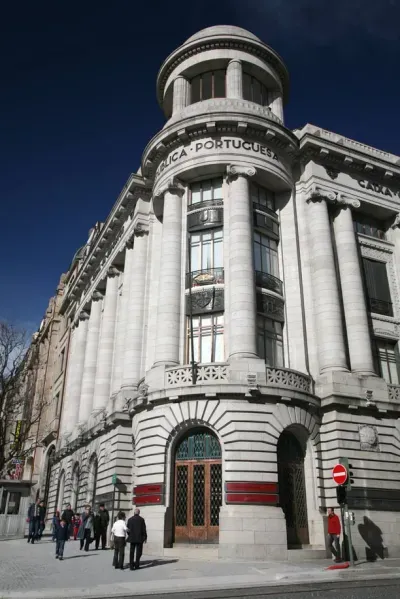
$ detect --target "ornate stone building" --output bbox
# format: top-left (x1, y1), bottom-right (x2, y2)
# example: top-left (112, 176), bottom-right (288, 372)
top-left (45, 25), bottom-right (400, 560)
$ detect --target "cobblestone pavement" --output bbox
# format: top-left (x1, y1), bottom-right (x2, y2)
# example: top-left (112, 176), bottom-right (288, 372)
top-left (1, 538), bottom-right (400, 599)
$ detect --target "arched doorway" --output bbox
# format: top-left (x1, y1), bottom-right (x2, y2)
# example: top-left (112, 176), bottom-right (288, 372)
top-left (277, 430), bottom-right (309, 547)
top-left (174, 429), bottom-right (222, 544)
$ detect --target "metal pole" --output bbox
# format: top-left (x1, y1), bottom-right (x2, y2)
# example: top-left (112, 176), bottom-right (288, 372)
top-left (339, 504), bottom-right (347, 561)
top-left (345, 503), bottom-right (355, 566)
top-left (187, 234), bottom-right (197, 385)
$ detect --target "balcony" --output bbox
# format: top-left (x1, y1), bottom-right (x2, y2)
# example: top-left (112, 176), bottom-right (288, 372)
top-left (368, 297), bottom-right (393, 317)
top-left (186, 267), bottom-right (224, 289)
top-left (166, 363), bottom-right (229, 387)
top-left (255, 271), bottom-right (283, 296)
top-left (266, 367), bottom-right (313, 394)
top-left (187, 198), bottom-right (223, 213)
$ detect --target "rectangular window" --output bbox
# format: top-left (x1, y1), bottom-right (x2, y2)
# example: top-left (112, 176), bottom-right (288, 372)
top-left (190, 70), bottom-right (226, 103)
top-left (253, 232), bottom-right (279, 278)
top-left (190, 229), bottom-right (223, 272)
top-left (257, 316), bottom-right (284, 366)
top-left (187, 314), bottom-right (224, 363)
top-left (377, 340), bottom-right (400, 384)
top-left (190, 177), bottom-right (223, 205)
top-left (354, 215), bottom-right (386, 240)
top-left (362, 258), bottom-right (393, 316)
top-left (250, 182), bottom-right (275, 212)
top-left (243, 73), bottom-right (268, 106)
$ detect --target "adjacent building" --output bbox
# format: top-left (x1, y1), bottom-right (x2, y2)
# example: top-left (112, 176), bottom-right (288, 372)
top-left (41, 26), bottom-right (400, 560)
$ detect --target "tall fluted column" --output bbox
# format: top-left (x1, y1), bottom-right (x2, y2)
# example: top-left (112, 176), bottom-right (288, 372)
top-left (306, 190), bottom-right (347, 373)
top-left (122, 226), bottom-right (149, 389)
top-left (172, 76), bottom-right (191, 115)
top-left (226, 59), bottom-right (243, 99)
top-left (111, 239), bottom-right (134, 396)
top-left (59, 324), bottom-right (77, 440)
top-left (333, 203), bottom-right (375, 375)
top-left (227, 165), bottom-right (258, 360)
top-left (153, 180), bottom-right (185, 366)
top-left (78, 292), bottom-right (103, 425)
top-left (92, 267), bottom-right (120, 414)
top-left (68, 311), bottom-right (89, 431)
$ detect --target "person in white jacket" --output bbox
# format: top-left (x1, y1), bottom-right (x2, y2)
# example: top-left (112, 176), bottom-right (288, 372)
top-left (111, 511), bottom-right (128, 570)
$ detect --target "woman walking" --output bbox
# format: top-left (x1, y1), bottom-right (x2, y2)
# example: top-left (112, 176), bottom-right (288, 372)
top-left (111, 511), bottom-right (128, 570)
top-left (77, 505), bottom-right (94, 552)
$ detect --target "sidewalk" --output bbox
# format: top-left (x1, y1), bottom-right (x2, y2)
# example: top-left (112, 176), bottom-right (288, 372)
top-left (1, 538), bottom-right (400, 599)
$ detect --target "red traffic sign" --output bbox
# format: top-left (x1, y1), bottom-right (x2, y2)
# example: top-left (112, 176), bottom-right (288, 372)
top-left (332, 464), bottom-right (348, 485)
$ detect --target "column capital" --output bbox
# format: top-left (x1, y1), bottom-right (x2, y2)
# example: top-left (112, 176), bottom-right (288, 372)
top-left (228, 58), bottom-right (242, 66)
top-left (133, 221), bottom-right (150, 236)
top-left (226, 164), bottom-right (256, 181)
top-left (154, 177), bottom-right (185, 199)
top-left (305, 185), bottom-right (360, 208)
top-left (91, 290), bottom-right (103, 302)
top-left (390, 213), bottom-right (400, 229)
top-left (79, 310), bottom-right (90, 321)
top-left (107, 266), bottom-right (120, 278)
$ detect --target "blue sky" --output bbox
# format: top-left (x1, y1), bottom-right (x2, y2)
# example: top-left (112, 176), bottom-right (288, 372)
top-left (2, 0), bottom-right (399, 331)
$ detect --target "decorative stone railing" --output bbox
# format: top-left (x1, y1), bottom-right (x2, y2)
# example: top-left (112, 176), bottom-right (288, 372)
top-left (266, 368), bottom-right (313, 393)
top-left (166, 364), bottom-right (229, 387)
top-left (388, 385), bottom-right (400, 401)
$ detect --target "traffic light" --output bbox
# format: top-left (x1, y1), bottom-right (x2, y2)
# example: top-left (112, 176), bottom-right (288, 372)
top-left (336, 484), bottom-right (347, 505)
top-left (339, 457), bottom-right (354, 490)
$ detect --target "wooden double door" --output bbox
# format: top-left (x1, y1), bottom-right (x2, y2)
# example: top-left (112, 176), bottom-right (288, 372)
top-left (174, 430), bottom-right (222, 544)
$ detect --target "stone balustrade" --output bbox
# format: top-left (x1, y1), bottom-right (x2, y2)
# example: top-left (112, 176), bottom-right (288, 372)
top-left (388, 385), bottom-right (400, 402)
top-left (166, 364), bottom-right (229, 387)
top-left (266, 367), bottom-right (313, 393)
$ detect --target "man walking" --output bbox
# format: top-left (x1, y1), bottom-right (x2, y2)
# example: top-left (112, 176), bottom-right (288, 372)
top-left (94, 503), bottom-right (110, 550)
top-left (327, 507), bottom-right (342, 562)
top-left (127, 508), bottom-right (147, 570)
top-left (61, 503), bottom-right (74, 539)
top-left (27, 499), bottom-right (45, 544)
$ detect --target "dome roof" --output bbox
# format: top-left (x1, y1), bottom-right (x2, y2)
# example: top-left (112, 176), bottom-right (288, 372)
top-left (185, 25), bottom-right (260, 44)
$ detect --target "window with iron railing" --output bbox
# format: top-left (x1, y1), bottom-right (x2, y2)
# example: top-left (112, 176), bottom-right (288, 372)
top-left (256, 316), bottom-right (284, 367)
top-left (254, 231), bottom-right (280, 281)
top-left (354, 214), bottom-right (386, 240)
top-left (188, 229), bottom-right (223, 288)
top-left (376, 340), bottom-right (400, 384)
top-left (362, 257), bottom-right (393, 317)
top-left (250, 182), bottom-right (275, 213)
top-left (189, 177), bottom-right (223, 210)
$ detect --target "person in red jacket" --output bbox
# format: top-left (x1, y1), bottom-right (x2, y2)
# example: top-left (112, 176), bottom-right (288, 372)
top-left (327, 507), bottom-right (342, 562)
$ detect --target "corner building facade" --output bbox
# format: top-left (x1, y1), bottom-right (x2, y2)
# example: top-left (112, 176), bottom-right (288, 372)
top-left (48, 26), bottom-right (400, 561)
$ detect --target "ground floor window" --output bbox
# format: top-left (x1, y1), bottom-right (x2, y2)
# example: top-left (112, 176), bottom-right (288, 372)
top-left (257, 316), bottom-right (284, 366)
top-left (376, 340), bottom-right (400, 384)
top-left (187, 314), bottom-right (224, 363)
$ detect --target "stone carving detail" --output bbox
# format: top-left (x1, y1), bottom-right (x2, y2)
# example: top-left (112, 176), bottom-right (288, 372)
top-left (326, 168), bottom-right (339, 180)
top-left (388, 385), bottom-right (400, 401)
top-left (391, 213), bottom-right (400, 230)
top-left (227, 164), bottom-right (256, 179)
top-left (186, 288), bottom-right (224, 315)
top-left (256, 293), bottom-right (285, 322)
top-left (305, 185), bottom-right (361, 208)
top-left (187, 208), bottom-right (223, 231)
top-left (266, 368), bottom-right (312, 393)
top-left (359, 425), bottom-right (379, 451)
top-left (154, 177), bottom-right (185, 199)
top-left (166, 364), bottom-right (229, 386)
top-left (92, 290), bottom-right (103, 302)
top-left (137, 380), bottom-right (149, 402)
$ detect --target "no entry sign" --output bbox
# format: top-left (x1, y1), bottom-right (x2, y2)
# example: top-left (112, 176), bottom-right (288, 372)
top-left (332, 464), bottom-right (348, 485)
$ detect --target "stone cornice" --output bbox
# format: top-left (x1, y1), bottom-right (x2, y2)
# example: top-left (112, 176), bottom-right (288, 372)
top-left (157, 36), bottom-right (289, 107)
top-left (305, 184), bottom-right (361, 208)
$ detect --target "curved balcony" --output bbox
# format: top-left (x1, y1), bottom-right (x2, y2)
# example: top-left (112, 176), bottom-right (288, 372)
top-left (187, 198), bottom-right (223, 213)
top-left (266, 367), bottom-right (313, 394)
top-left (166, 363), bottom-right (229, 387)
top-left (255, 271), bottom-right (283, 296)
top-left (186, 267), bottom-right (224, 289)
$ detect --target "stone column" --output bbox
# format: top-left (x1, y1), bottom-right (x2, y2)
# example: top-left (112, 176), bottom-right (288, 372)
top-left (78, 292), bottom-right (103, 426)
top-left (68, 311), bottom-right (89, 430)
top-left (172, 76), bottom-right (191, 115)
top-left (122, 226), bottom-right (149, 390)
top-left (226, 59), bottom-right (243, 100)
top-left (269, 90), bottom-right (284, 122)
top-left (59, 324), bottom-right (77, 440)
top-left (92, 267), bottom-right (120, 414)
top-left (227, 165), bottom-right (258, 360)
top-left (306, 190), bottom-right (347, 373)
top-left (333, 203), bottom-right (375, 375)
top-left (153, 179), bottom-right (185, 367)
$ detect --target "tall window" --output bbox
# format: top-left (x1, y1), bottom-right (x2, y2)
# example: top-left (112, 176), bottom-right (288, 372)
top-left (187, 314), bottom-right (224, 363)
top-left (250, 182), bottom-right (275, 212)
top-left (253, 232), bottom-right (279, 278)
top-left (190, 229), bottom-right (223, 273)
top-left (191, 70), bottom-right (226, 103)
top-left (362, 258), bottom-right (393, 316)
top-left (190, 178), bottom-right (223, 205)
top-left (377, 340), bottom-right (400, 384)
top-left (243, 73), bottom-right (268, 106)
top-left (257, 316), bottom-right (284, 366)
top-left (354, 215), bottom-right (386, 240)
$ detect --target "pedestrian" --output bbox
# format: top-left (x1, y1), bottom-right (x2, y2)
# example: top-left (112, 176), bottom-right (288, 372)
top-left (27, 499), bottom-right (45, 544)
top-left (73, 515), bottom-right (81, 540)
top-left (127, 508), bottom-right (147, 570)
top-left (38, 501), bottom-right (46, 539)
top-left (94, 503), bottom-right (110, 550)
top-left (327, 507), bottom-right (342, 562)
top-left (52, 510), bottom-right (60, 542)
top-left (55, 517), bottom-right (69, 560)
top-left (61, 503), bottom-right (75, 539)
top-left (77, 505), bottom-right (94, 551)
top-left (111, 511), bottom-right (128, 570)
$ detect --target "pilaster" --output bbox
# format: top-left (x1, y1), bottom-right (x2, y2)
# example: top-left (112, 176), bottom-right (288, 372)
top-left (68, 311), bottom-right (89, 433)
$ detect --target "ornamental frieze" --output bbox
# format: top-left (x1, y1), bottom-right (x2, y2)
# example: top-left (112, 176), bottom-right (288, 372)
top-left (186, 288), bottom-right (224, 315)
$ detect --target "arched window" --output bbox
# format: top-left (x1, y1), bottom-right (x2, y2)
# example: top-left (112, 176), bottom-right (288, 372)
top-left (71, 463), bottom-right (80, 512)
top-left (87, 455), bottom-right (98, 507)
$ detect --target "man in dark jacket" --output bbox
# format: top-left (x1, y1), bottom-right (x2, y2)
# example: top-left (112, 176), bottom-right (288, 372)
top-left (61, 503), bottom-right (74, 539)
top-left (127, 508), bottom-right (147, 570)
top-left (94, 503), bottom-right (110, 550)
top-left (27, 499), bottom-right (46, 543)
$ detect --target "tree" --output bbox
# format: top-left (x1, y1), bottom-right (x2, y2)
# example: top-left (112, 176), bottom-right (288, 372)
top-left (0, 321), bottom-right (45, 479)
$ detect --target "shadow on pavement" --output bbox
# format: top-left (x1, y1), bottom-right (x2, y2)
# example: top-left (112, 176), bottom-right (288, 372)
top-left (121, 559), bottom-right (179, 570)
top-left (63, 554), bottom-right (98, 560)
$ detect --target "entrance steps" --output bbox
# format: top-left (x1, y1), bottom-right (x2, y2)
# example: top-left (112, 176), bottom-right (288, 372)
top-left (288, 545), bottom-right (328, 562)
top-left (164, 544), bottom-right (219, 561)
